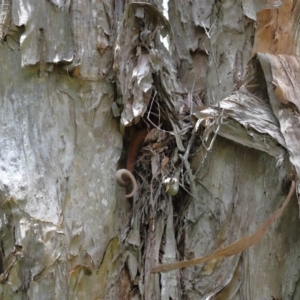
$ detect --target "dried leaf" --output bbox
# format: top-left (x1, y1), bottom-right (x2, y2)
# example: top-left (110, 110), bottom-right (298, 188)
top-left (152, 142), bottom-right (166, 152)
top-left (144, 128), bottom-right (159, 143)
top-left (151, 154), bottom-right (160, 177)
top-left (161, 156), bottom-right (169, 170)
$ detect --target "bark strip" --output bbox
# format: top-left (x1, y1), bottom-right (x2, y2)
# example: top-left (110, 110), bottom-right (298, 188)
top-left (151, 180), bottom-right (296, 273)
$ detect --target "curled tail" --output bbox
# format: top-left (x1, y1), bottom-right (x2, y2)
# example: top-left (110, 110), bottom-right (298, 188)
top-left (116, 128), bottom-right (148, 197)
top-left (115, 169), bottom-right (137, 198)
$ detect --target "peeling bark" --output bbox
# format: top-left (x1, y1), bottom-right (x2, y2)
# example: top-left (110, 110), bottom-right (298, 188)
top-left (0, 0), bottom-right (299, 300)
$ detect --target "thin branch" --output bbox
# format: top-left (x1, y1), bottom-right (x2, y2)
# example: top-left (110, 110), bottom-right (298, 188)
top-left (151, 180), bottom-right (296, 273)
top-left (179, 129), bottom-right (197, 195)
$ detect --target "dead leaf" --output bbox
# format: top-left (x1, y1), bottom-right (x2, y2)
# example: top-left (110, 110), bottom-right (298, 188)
top-left (161, 156), bottom-right (169, 170)
top-left (151, 154), bottom-right (160, 177)
top-left (151, 142), bottom-right (166, 152)
top-left (144, 128), bottom-right (159, 143)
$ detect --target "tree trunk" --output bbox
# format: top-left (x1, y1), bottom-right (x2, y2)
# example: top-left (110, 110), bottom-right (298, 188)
top-left (0, 0), bottom-right (299, 299)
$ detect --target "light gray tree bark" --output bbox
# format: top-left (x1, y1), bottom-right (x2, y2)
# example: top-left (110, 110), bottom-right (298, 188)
top-left (0, 1), bottom-right (299, 300)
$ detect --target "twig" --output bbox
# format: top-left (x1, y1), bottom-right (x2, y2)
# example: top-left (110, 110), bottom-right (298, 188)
top-left (195, 102), bottom-right (223, 176)
top-left (151, 180), bottom-right (296, 273)
top-left (179, 129), bottom-right (197, 195)
top-left (146, 92), bottom-right (174, 134)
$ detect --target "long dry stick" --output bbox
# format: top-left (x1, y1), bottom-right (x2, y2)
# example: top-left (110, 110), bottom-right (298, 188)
top-left (151, 180), bottom-right (296, 273)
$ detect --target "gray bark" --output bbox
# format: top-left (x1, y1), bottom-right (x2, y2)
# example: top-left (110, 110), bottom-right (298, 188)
top-left (0, 1), bottom-right (299, 300)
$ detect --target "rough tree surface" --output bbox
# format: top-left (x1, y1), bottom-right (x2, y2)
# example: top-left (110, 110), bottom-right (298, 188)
top-left (0, 0), bottom-right (299, 300)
